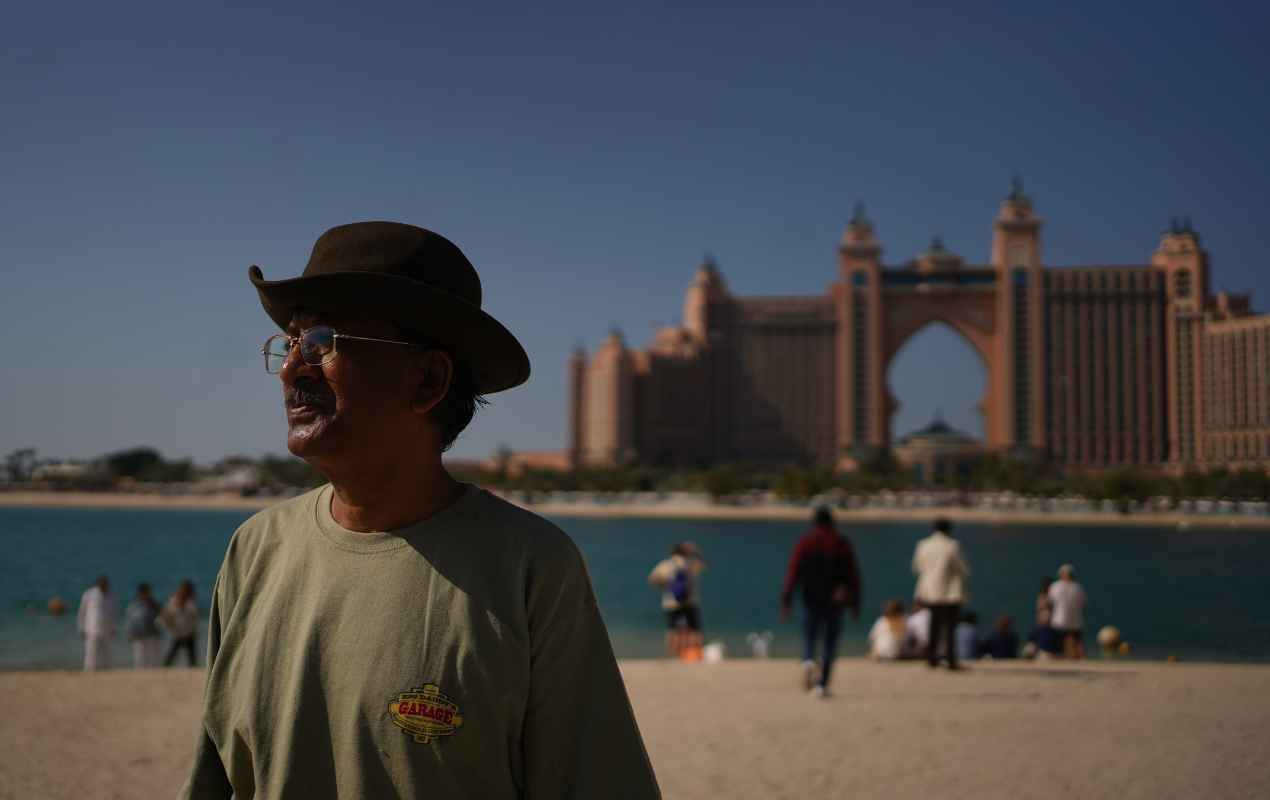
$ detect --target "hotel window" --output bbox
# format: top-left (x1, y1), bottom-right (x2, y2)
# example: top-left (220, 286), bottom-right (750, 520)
top-left (1176, 271), bottom-right (1192, 298)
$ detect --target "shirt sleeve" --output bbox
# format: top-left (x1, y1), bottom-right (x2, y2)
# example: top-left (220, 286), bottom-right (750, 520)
top-left (647, 559), bottom-right (669, 586)
top-left (178, 574), bottom-right (233, 800)
top-left (780, 536), bottom-right (806, 607)
top-left (523, 538), bottom-right (660, 799)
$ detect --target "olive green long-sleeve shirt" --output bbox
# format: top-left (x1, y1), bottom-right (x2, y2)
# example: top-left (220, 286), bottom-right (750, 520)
top-left (180, 485), bottom-right (659, 799)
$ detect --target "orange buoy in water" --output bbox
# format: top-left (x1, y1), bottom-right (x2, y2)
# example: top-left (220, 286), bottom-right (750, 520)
top-left (47, 596), bottom-right (67, 616)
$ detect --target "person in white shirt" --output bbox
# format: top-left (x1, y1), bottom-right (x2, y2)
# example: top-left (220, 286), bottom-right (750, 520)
top-left (905, 605), bottom-right (931, 657)
top-left (77, 575), bottom-right (119, 671)
top-left (162, 579), bottom-right (201, 667)
top-left (911, 518), bottom-right (970, 669)
top-left (1047, 564), bottom-right (1087, 659)
top-left (867, 600), bottom-right (908, 660)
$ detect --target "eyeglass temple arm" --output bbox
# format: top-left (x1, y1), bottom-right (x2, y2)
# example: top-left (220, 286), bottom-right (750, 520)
top-left (333, 334), bottom-right (417, 347)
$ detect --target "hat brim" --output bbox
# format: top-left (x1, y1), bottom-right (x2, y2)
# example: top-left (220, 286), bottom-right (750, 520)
top-left (249, 266), bottom-right (530, 394)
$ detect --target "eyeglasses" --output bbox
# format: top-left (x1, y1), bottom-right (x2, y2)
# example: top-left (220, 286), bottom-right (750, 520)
top-left (261, 326), bottom-right (418, 374)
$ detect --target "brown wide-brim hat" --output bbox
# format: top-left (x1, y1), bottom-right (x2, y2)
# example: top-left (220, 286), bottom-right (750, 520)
top-left (249, 221), bottom-right (530, 394)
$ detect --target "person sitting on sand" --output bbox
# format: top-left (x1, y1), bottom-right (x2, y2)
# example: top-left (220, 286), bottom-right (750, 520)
top-left (954, 609), bottom-right (980, 663)
top-left (648, 541), bottom-right (707, 658)
top-left (905, 602), bottom-right (931, 658)
top-left (980, 615), bottom-right (1019, 659)
top-left (181, 222), bottom-right (657, 799)
top-left (867, 600), bottom-right (908, 660)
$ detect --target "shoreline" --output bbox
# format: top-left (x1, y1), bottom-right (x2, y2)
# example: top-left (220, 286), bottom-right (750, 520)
top-left (2, 489), bottom-right (1269, 528)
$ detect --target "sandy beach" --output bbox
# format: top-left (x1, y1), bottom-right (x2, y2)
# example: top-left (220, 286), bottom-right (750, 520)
top-left (2, 489), bottom-right (1269, 529)
top-left (2, 659), bottom-right (1267, 799)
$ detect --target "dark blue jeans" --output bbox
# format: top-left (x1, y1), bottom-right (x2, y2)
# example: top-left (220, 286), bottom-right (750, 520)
top-left (802, 606), bottom-right (843, 687)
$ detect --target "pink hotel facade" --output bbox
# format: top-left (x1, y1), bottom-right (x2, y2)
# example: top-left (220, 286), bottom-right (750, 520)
top-left (567, 184), bottom-right (1270, 472)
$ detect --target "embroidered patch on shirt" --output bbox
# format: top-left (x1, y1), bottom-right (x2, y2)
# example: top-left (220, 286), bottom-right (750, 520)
top-left (389, 684), bottom-right (464, 744)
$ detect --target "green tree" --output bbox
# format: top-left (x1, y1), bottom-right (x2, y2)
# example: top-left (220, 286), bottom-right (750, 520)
top-left (4, 448), bottom-right (38, 482)
top-left (103, 447), bottom-right (164, 480)
top-left (703, 464), bottom-right (745, 501)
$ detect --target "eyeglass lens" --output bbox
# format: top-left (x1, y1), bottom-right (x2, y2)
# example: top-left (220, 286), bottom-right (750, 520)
top-left (263, 326), bottom-right (338, 374)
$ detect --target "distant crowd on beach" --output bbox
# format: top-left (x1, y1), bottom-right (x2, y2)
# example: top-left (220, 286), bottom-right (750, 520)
top-left (865, 561), bottom-right (1091, 663)
top-left (649, 507), bottom-right (1100, 697)
top-left (74, 575), bottom-right (201, 671)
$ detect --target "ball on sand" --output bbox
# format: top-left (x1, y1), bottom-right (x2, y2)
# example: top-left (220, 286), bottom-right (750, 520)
top-left (1118, 641), bottom-right (1132, 655)
top-left (47, 596), bottom-right (67, 616)
top-left (1096, 626), bottom-right (1121, 649)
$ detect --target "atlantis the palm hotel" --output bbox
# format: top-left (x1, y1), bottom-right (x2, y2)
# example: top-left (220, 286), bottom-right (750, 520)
top-left (563, 182), bottom-right (1270, 480)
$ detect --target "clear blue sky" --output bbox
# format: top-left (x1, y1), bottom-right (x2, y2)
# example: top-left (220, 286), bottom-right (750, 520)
top-left (3, 1), bottom-right (1268, 464)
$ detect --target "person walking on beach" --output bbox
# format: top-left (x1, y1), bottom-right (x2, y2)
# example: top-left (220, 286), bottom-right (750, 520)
top-left (1048, 564), bottom-right (1088, 659)
top-left (780, 506), bottom-right (862, 697)
top-left (77, 575), bottom-right (119, 671)
top-left (125, 582), bottom-right (162, 668)
top-left (648, 541), bottom-right (707, 658)
top-left (911, 518), bottom-right (969, 669)
top-left (181, 222), bottom-right (657, 799)
top-left (162, 579), bottom-right (199, 667)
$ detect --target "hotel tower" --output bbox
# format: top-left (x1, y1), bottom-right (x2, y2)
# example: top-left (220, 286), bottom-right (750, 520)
top-left (568, 182), bottom-right (1269, 472)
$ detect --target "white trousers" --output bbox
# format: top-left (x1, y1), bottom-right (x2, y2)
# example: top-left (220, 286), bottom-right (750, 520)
top-left (131, 638), bottom-right (162, 669)
top-left (83, 634), bottom-right (112, 671)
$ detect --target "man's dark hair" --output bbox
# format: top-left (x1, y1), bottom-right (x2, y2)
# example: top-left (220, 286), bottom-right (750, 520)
top-left (434, 358), bottom-right (487, 452)
top-left (396, 326), bottom-right (488, 451)
top-left (934, 517), bottom-right (952, 534)
top-left (813, 505), bottom-right (834, 527)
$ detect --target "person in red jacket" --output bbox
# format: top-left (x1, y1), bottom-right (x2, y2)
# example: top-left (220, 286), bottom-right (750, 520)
top-left (780, 506), bottom-right (862, 697)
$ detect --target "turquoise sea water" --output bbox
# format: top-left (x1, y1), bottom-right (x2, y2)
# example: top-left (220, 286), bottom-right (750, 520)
top-left (1, 503), bottom-right (1268, 668)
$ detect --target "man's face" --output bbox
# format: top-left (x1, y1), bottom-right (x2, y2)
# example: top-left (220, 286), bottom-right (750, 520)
top-left (278, 312), bottom-right (423, 468)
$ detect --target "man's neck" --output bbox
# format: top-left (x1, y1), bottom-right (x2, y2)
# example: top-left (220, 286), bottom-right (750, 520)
top-left (327, 456), bottom-right (463, 532)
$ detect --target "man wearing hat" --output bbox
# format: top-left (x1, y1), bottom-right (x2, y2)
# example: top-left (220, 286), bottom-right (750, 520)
top-left (181, 222), bottom-right (659, 798)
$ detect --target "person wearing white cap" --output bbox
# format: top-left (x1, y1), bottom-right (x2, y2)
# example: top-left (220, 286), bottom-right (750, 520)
top-left (1047, 564), bottom-right (1087, 659)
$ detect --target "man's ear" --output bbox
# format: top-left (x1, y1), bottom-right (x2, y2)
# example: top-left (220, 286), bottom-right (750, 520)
top-left (412, 349), bottom-right (454, 417)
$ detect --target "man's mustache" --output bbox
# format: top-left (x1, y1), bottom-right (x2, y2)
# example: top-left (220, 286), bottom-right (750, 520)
top-left (286, 380), bottom-right (335, 410)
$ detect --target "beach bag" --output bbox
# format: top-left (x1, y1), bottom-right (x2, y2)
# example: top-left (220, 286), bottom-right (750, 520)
top-left (668, 568), bottom-right (691, 604)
